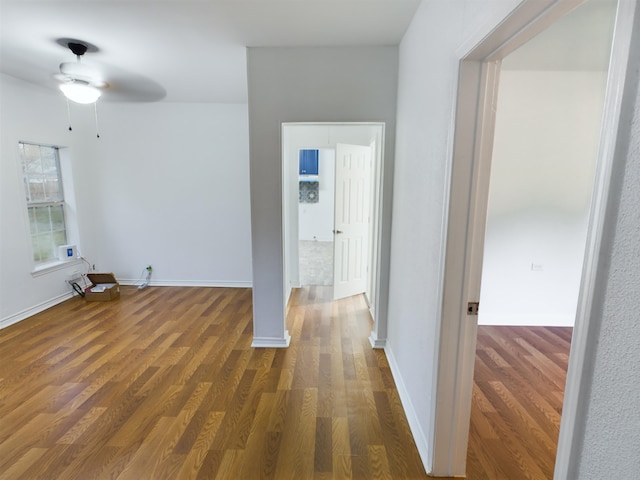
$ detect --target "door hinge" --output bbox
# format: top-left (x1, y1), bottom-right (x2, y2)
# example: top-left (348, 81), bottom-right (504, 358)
top-left (467, 302), bottom-right (479, 316)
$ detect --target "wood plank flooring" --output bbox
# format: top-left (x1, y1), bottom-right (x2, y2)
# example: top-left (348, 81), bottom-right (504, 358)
top-left (0, 285), bottom-right (427, 479)
top-left (466, 325), bottom-right (572, 479)
top-left (0, 285), bottom-right (571, 479)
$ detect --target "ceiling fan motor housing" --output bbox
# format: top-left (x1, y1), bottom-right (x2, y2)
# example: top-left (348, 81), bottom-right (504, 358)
top-left (59, 61), bottom-right (98, 83)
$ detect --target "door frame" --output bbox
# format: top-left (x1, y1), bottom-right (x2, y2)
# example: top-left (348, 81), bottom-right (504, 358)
top-left (281, 123), bottom-right (386, 341)
top-left (434, 0), bottom-right (638, 476)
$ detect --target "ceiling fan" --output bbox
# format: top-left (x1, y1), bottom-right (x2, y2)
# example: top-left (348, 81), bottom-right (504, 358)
top-left (53, 38), bottom-right (166, 136)
top-left (55, 40), bottom-right (107, 104)
top-left (53, 38), bottom-right (165, 104)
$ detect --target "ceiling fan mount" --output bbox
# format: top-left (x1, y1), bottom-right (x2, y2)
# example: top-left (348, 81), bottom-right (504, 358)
top-left (67, 42), bottom-right (88, 57)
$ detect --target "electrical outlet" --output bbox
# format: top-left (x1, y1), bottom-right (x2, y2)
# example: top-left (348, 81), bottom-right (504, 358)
top-left (531, 263), bottom-right (543, 272)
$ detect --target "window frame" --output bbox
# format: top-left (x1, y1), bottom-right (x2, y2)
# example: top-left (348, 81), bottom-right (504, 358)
top-left (19, 142), bottom-right (71, 271)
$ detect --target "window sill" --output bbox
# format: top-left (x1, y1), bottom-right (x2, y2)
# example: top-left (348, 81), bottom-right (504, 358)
top-left (31, 258), bottom-right (82, 277)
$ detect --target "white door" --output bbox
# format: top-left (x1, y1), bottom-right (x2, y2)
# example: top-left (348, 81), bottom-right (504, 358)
top-left (333, 143), bottom-right (371, 300)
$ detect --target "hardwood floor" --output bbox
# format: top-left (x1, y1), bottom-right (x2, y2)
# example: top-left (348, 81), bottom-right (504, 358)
top-left (466, 325), bottom-right (572, 479)
top-left (0, 285), bottom-right (427, 479)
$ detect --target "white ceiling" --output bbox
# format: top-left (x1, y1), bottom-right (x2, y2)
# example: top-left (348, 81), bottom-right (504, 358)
top-left (0, 0), bottom-right (618, 104)
top-left (0, 0), bottom-right (421, 103)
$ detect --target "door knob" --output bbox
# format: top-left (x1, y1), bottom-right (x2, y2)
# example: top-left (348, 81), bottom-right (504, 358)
top-left (333, 229), bottom-right (343, 234)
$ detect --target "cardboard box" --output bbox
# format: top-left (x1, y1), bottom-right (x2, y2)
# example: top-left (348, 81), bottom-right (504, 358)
top-left (85, 273), bottom-right (120, 302)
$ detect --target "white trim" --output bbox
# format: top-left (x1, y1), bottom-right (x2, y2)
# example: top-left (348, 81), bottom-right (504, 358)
top-left (368, 331), bottom-right (386, 349)
top-left (555, 1), bottom-right (640, 478)
top-left (384, 342), bottom-right (431, 475)
top-left (117, 279), bottom-right (252, 288)
top-left (429, 33), bottom-right (466, 472)
top-left (456, 0), bottom-right (582, 61)
top-left (367, 127), bottom-right (386, 343)
top-left (0, 291), bottom-right (74, 330)
top-left (281, 122), bottom-right (388, 345)
top-left (251, 331), bottom-right (291, 348)
top-left (438, 57), bottom-right (503, 476)
top-left (31, 258), bottom-right (82, 277)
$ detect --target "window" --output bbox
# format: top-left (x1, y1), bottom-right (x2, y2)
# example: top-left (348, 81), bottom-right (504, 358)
top-left (19, 142), bottom-right (68, 265)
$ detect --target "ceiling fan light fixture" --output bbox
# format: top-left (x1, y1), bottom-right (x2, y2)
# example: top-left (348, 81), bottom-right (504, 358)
top-left (60, 81), bottom-right (101, 104)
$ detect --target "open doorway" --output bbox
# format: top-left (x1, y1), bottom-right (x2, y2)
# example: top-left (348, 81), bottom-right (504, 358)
top-left (466, 5), bottom-right (616, 476)
top-left (432, 0), bottom-right (636, 476)
top-left (478, 1), bottom-right (615, 329)
top-left (282, 123), bottom-right (384, 311)
top-left (297, 143), bottom-right (374, 300)
top-left (298, 148), bottom-right (336, 287)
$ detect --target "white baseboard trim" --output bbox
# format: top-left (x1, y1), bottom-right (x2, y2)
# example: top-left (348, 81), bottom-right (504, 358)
top-left (478, 313), bottom-right (575, 326)
top-left (118, 279), bottom-right (252, 288)
top-left (251, 330), bottom-right (291, 348)
top-left (368, 331), bottom-right (386, 349)
top-left (384, 342), bottom-right (432, 475)
top-left (0, 291), bottom-right (74, 330)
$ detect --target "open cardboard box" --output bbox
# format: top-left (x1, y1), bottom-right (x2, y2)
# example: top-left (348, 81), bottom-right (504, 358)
top-left (85, 273), bottom-right (120, 302)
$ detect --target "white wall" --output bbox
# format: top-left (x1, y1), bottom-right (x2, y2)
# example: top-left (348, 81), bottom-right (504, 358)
top-left (0, 74), bottom-right (103, 327)
top-left (298, 149), bottom-right (335, 242)
top-left (573, 19), bottom-right (640, 475)
top-left (479, 70), bottom-right (608, 326)
top-left (92, 102), bottom-right (252, 286)
top-left (1, 73), bottom-right (252, 327)
top-left (394, 0), bottom-right (640, 476)
top-left (390, 0), bottom-right (521, 473)
top-left (247, 47), bottom-right (398, 346)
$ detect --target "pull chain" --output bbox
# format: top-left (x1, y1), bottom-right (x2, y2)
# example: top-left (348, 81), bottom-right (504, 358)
top-left (64, 97), bottom-right (102, 137)
top-left (66, 97), bottom-right (73, 131)
top-left (94, 102), bottom-right (100, 138)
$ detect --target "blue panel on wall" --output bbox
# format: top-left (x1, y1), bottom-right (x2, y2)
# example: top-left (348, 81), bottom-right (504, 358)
top-left (299, 149), bottom-right (319, 175)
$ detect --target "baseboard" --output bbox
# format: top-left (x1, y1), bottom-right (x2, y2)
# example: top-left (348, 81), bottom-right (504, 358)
top-left (0, 291), bottom-right (74, 330)
top-left (251, 331), bottom-right (291, 348)
top-left (478, 313), bottom-right (575, 326)
top-left (368, 331), bottom-right (387, 349)
top-left (384, 342), bottom-right (432, 475)
top-left (118, 279), bottom-right (252, 288)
